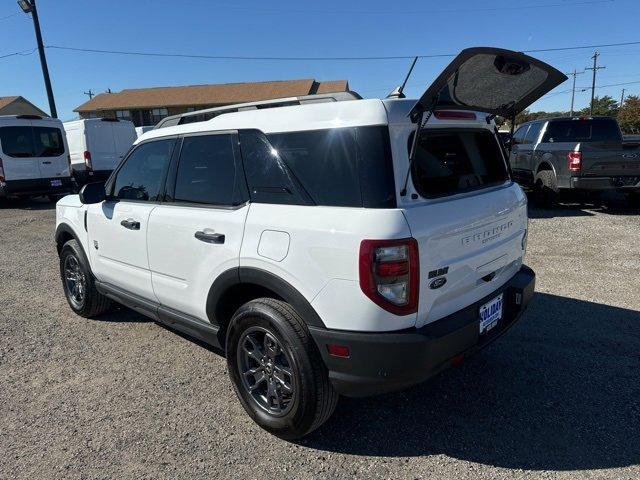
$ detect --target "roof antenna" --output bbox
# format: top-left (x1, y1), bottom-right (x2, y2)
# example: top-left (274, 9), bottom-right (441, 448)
top-left (387, 57), bottom-right (419, 99)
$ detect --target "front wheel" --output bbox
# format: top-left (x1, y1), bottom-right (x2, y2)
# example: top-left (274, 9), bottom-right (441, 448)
top-left (59, 239), bottom-right (111, 317)
top-left (226, 298), bottom-right (338, 440)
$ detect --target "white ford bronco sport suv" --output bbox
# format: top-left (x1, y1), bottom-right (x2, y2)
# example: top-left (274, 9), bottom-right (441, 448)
top-left (55, 48), bottom-right (566, 439)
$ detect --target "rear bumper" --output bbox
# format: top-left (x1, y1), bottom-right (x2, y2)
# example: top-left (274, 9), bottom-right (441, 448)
top-left (0, 177), bottom-right (73, 198)
top-left (309, 265), bottom-right (535, 397)
top-left (569, 176), bottom-right (640, 191)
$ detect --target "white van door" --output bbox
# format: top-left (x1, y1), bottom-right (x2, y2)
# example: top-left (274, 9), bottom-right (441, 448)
top-left (86, 120), bottom-right (118, 172)
top-left (31, 119), bottom-right (69, 181)
top-left (0, 117), bottom-right (41, 181)
top-left (111, 121), bottom-right (136, 167)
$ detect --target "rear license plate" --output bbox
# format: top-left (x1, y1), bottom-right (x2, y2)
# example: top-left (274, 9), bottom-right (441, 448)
top-left (479, 293), bottom-right (503, 334)
top-left (50, 179), bottom-right (62, 187)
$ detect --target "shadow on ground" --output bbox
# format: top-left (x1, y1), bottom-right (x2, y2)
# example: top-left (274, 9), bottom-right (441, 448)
top-left (527, 191), bottom-right (640, 219)
top-left (0, 196), bottom-right (57, 211)
top-left (302, 293), bottom-right (640, 471)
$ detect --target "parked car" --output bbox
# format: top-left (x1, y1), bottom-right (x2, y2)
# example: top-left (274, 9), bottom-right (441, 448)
top-left (55, 47), bottom-right (565, 439)
top-left (508, 116), bottom-right (640, 206)
top-left (64, 118), bottom-right (136, 186)
top-left (135, 125), bottom-right (154, 138)
top-left (0, 114), bottom-right (72, 201)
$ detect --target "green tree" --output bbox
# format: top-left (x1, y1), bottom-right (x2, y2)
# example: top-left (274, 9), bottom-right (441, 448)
top-left (618, 95), bottom-right (640, 134)
top-left (579, 95), bottom-right (619, 117)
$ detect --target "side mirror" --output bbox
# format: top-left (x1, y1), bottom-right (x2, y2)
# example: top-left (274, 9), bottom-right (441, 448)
top-left (79, 182), bottom-right (106, 204)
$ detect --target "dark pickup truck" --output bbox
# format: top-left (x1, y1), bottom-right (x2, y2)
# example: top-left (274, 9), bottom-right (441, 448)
top-left (508, 116), bottom-right (640, 206)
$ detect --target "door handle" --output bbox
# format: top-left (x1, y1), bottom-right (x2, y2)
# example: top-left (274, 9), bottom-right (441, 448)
top-left (195, 231), bottom-right (225, 244)
top-left (42, 161), bottom-right (52, 164)
top-left (120, 219), bottom-right (140, 230)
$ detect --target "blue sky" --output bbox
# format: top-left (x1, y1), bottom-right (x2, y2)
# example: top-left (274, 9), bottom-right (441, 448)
top-left (1, 0), bottom-right (638, 120)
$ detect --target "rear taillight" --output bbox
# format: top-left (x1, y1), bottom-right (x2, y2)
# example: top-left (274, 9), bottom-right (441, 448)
top-left (567, 151), bottom-right (582, 171)
top-left (433, 110), bottom-right (477, 120)
top-left (359, 238), bottom-right (419, 316)
top-left (0, 157), bottom-right (4, 182)
top-left (83, 150), bottom-right (93, 170)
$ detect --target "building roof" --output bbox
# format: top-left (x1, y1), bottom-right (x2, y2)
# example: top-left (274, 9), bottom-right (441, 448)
top-left (0, 96), bottom-right (20, 110)
top-left (0, 96), bottom-right (49, 117)
top-left (74, 79), bottom-right (349, 112)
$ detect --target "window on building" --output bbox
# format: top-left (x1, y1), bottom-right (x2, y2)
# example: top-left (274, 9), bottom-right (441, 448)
top-left (112, 139), bottom-right (175, 201)
top-left (116, 110), bottom-right (131, 121)
top-left (149, 108), bottom-right (169, 124)
top-left (87, 112), bottom-right (98, 119)
top-left (186, 107), bottom-right (196, 112)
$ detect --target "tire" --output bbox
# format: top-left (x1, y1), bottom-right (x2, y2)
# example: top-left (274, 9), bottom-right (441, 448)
top-left (534, 170), bottom-right (559, 208)
top-left (627, 192), bottom-right (640, 207)
top-left (226, 298), bottom-right (338, 440)
top-left (59, 239), bottom-right (111, 318)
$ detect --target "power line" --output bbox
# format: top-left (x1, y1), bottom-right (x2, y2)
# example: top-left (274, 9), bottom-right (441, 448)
top-left (45, 40), bottom-right (640, 62)
top-left (0, 47), bottom-right (38, 60)
top-left (213, 0), bottom-right (615, 15)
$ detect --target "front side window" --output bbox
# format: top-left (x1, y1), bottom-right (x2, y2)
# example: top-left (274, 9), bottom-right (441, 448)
top-left (112, 139), bottom-right (174, 201)
top-left (513, 125), bottom-right (529, 145)
top-left (33, 127), bottom-right (65, 157)
top-left (174, 134), bottom-right (243, 206)
top-left (411, 129), bottom-right (508, 198)
top-left (0, 126), bottom-right (35, 157)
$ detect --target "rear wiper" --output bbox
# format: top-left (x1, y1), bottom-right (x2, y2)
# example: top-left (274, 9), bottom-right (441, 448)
top-left (400, 108), bottom-right (434, 197)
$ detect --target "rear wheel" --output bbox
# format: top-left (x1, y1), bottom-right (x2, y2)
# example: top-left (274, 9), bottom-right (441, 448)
top-left (59, 239), bottom-right (111, 317)
top-left (226, 298), bottom-right (338, 440)
top-left (534, 170), bottom-right (559, 208)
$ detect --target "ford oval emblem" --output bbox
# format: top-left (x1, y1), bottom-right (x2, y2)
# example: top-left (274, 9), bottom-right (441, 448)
top-left (429, 277), bottom-right (447, 289)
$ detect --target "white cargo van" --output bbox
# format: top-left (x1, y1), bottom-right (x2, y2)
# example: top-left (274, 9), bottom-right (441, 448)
top-left (135, 126), bottom-right (154, 138)
top-left (64, 118), bottom-right (136, 185)
top-left (0, 115), bottom-right (72, 200)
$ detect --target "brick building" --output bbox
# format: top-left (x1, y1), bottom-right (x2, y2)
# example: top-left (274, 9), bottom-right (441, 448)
top-left (74, 79), bottom-right (349, 127)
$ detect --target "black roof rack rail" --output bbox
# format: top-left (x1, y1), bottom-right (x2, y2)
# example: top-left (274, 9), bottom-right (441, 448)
top-left (153, 91), bottom-right (362, 130)
top-left (16, 114), bottom-right (43, 120)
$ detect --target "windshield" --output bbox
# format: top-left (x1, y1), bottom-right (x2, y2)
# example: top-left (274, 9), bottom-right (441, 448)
top-left (411, 129), bottom-right (509, 198)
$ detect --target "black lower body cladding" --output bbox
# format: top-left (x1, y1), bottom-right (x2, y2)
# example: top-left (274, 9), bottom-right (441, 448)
top-left (569, 176), bottom-right (640, 191)
top-left (309, 265), bottom-right (535, 397)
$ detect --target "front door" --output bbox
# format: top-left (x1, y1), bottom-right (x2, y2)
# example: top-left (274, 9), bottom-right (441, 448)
top-left (148, 132), bottom-right (249, 321)
top-left (87, 137), bottom-right (176, 301)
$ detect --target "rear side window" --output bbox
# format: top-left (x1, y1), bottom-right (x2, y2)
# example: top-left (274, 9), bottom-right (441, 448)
top-left (411, 129), bottom-right (508, 198)
top-left (524, 122), bottom-right (543, 144)
top-left (112, 139), bottom-right (174, 201)
top-left (174, 134), bottom-right (244, 206)
top-left (543, 118), bottom-right (622, 143)
top-left (33, 127), bottom-right (64, 157)
top-left (266, 126), bottom-right (396, 208)
top-left (239, 130), bottom-right (307, 205)
top-left (0, 126), bottom-right (34, 157)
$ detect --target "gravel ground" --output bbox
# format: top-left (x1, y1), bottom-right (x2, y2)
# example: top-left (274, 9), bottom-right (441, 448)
top-left (1, 194), bottom-right (639, 480)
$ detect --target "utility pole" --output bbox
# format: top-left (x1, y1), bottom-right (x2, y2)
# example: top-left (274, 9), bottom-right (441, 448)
top-left (585, 51), bottom-right (605, 115)
top-left (83, 89), bottom-right (94, 99)
top-left (567, 69), bottom-right (584, 116)
top-left (620, 88), bottom-right (626, 109)
top-left (18, 0), bottom-right (57, 118)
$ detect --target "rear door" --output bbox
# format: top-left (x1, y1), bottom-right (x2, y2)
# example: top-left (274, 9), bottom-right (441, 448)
top-left (147, 132), bottom-right (248, 321)
top-left (111, 121), bottom-right (137, 165)
top-left (410, 47), bottom-right (567, 121)
top-left (400, 126), bottom-right (527, 328)
top-left (86, 120), bottom-right (119, 172)
top-left (0, 118), bottom-right (40, 181)
top-left (32, 119), bottom-right (69, 180)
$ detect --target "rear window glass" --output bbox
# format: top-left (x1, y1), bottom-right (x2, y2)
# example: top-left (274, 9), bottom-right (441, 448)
top-left (33, 127), bottom-right (65, 157)
top-left (543, 118), bottom-right (622, 143)
top-left (410, 129), bottom-right (508, 198)
top-left (0, 125), bottom-right (64, 158)
top-left (266, 126), bottom-right (396, 208)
